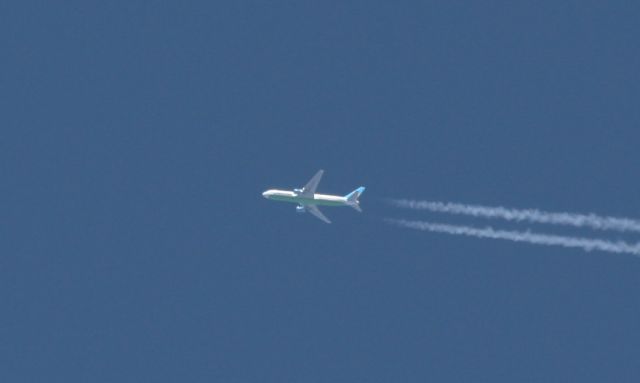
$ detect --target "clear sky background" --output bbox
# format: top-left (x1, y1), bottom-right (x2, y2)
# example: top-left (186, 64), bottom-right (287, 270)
top-left (3, 1), bottom-right (640, 382)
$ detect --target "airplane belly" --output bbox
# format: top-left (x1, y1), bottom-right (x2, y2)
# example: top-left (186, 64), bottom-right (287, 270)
top-left (312, 195), bottom-right (347, 207)
top-left (270, 195), bottom-right (299, 203)
top-left (268, 192), bottom-right (344, 207)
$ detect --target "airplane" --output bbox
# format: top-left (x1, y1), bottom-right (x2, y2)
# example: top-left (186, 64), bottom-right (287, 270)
top-left (262, 170), bottom-right (365, 224)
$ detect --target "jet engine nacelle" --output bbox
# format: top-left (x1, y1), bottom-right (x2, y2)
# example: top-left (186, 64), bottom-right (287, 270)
top-left (296, 206), bottom-right (306, 213)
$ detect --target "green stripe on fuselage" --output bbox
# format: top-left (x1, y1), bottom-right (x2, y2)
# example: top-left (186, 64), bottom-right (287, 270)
top-left (269, 194), bottom-right (345, 207)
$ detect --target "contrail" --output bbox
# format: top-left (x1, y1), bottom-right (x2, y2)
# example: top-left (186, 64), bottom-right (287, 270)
top-left (385, 218), bottom-right (640, 257)
top-left (389, 199), bottom-right (640, 233)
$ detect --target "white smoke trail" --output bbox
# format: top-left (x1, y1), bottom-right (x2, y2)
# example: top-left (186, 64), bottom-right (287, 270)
top-left (385, 218), bottom-right (640, 256)
top-left (390, 199), bottom-right (640, 233)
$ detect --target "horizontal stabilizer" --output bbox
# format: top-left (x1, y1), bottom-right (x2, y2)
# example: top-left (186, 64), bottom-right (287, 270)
top-left (346, 186), bottom-right (365, 212)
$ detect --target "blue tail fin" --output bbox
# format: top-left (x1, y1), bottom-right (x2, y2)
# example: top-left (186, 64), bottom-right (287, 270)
top-left (345, 186), bottom-right (365, 202)
top-left (345, 187), bottom-right (365, 212)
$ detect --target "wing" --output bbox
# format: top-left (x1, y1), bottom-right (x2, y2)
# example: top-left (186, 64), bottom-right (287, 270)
top-left (306, 205), bottom-right (331, 224)
top-left (300, 170), bottom-right (324, 197)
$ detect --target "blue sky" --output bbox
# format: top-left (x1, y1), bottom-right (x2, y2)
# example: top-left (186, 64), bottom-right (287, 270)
top-left (3, 1), bottom-right (640, 382)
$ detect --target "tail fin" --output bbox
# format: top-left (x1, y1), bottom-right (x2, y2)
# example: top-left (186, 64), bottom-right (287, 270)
top-left (345, 187), bottom-right (365, 212)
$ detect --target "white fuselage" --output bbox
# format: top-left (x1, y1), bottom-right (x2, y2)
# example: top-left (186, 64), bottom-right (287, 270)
top-left (262, 189), bottom-right (348, 207)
